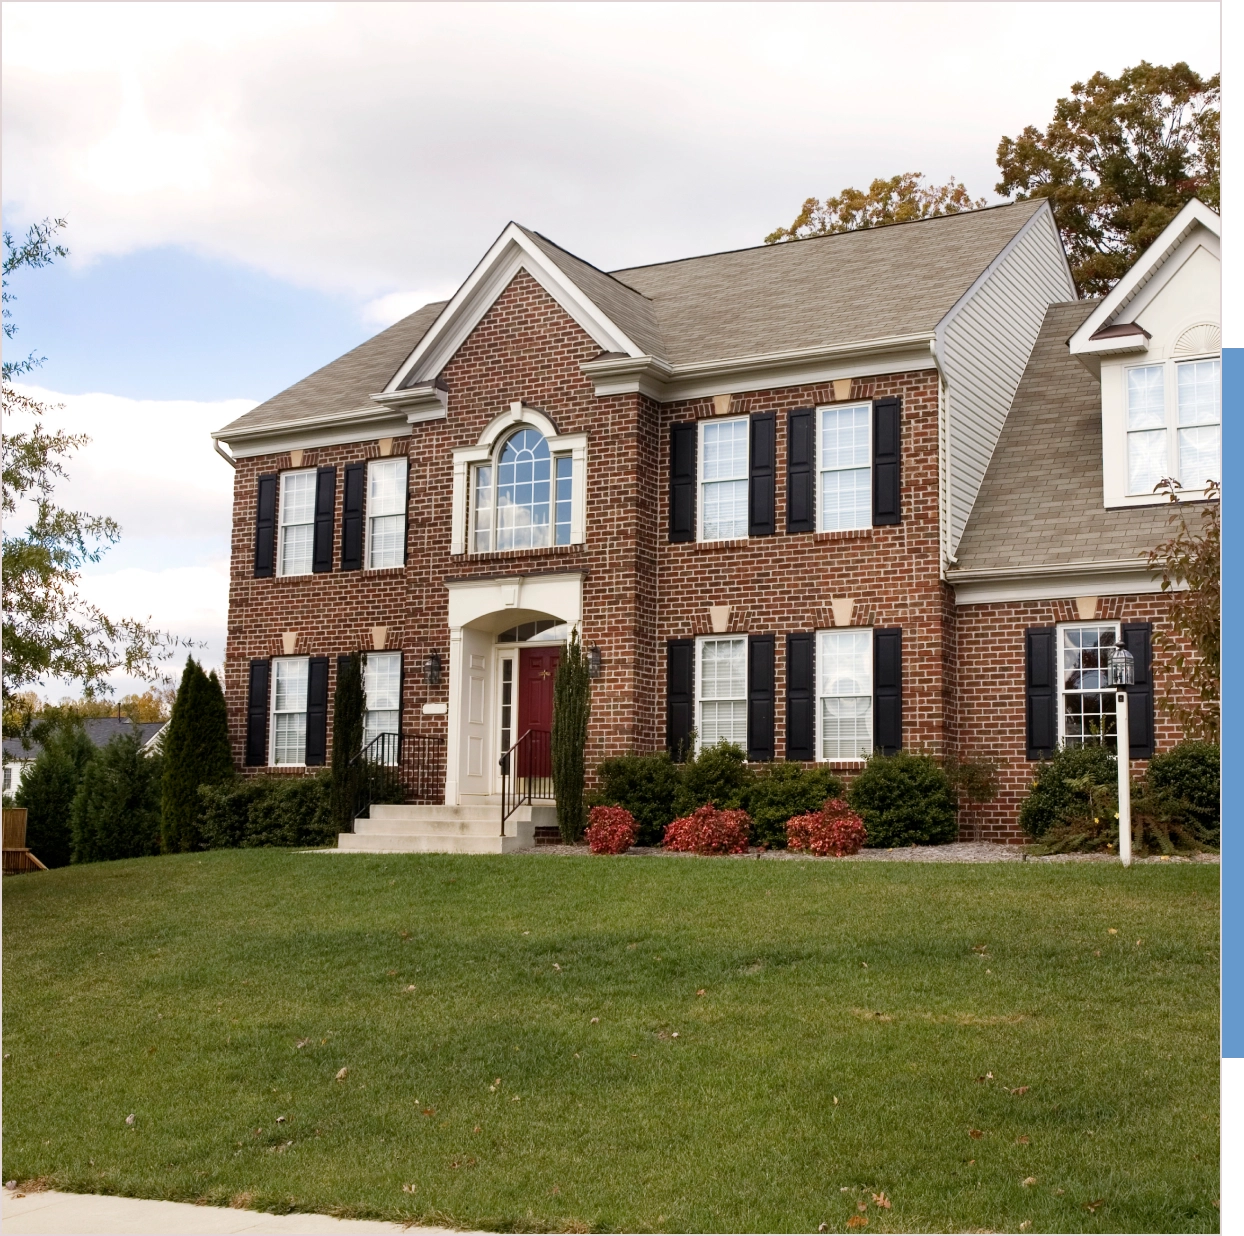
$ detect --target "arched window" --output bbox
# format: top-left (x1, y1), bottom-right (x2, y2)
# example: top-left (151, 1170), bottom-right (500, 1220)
top-left (471, 427), bottom-right (574, 552)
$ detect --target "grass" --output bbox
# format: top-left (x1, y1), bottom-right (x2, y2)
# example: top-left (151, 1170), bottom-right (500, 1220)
top-left (2, 850), bottom-right (1219, 1233)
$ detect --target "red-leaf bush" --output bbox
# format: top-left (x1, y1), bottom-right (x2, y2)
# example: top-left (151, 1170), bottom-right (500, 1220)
top-left (662, 804), bottom-right (751, 855)
top-left (585, 806), bottom-right (638, 854)
top-left (786, 798), bottom-right (867, 857)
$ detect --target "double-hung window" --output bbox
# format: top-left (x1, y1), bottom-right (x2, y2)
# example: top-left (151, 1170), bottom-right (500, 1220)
top-left (817, 629), bottom-right (872, 759)
top-left (1059, 623), bottom-right (1120, 749)
top-left (1126, 359), bottom-right (1220, 495)
top-left (699, 418), bottom-right (748, 541)
top-left (271, 656), bottom-right (309, 765)
top-left (366, 458), bottom-right (407, 569)
top-left (364, 651), bottom-right (402, 764)
top-left (818, 403), bottom-right (871, 531)
top-left (278, 470), bottom-right (316, 576)
top-left (696, 635), bottom-right (747, 748)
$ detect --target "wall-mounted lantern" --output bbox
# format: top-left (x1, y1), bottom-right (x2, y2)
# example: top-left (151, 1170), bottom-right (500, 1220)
top-left (587, 645), bottom-right (602, 680)
top-left (424, 651), bottom-right (442, 686)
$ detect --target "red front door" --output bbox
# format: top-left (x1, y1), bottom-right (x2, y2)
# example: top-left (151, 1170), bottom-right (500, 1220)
top-left (518, 648), bottom-right (559, 779)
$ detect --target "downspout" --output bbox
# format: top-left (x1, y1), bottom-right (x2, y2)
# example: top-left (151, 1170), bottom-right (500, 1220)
top-left (214, 440), bottom-right (238, 469)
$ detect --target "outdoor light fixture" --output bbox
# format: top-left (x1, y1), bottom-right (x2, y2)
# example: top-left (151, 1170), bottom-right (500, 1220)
top-left (424, 651), bottom-right (442, 686)
top-left (587, 645), bottom-right (602, 679)
top-left (1107, 641), bottom-right (1135, 867)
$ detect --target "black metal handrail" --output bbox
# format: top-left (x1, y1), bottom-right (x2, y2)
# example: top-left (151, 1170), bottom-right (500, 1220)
top-left (348, 732), bottom-right (403, 823)
top-left (499, 728), bottom-right (553, 836)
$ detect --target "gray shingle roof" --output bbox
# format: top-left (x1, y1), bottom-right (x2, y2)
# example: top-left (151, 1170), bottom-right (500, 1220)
top-left (217, 201), bottom-right (1049, 438)
top-left (953, 300), bottom-right (1179, 573)
top-left (3, 718), bottom-right (167, 764)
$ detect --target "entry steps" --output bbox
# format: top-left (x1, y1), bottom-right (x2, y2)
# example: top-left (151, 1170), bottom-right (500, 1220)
top-left (337, 802), bottom-right (557, 854)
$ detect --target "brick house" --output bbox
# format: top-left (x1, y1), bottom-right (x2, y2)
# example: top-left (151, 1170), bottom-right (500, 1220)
top-left (212, 197), bottom-right (1219, 848)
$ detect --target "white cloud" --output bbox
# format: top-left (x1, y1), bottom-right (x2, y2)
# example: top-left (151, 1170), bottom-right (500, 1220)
top-left (3, 2), bottom-right (1220, 306)
top-left (361, 288), bottom-right (456, 328)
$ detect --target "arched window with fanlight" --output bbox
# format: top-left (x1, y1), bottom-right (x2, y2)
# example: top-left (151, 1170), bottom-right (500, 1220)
top-left (470, 427), bottom-right (574, 552)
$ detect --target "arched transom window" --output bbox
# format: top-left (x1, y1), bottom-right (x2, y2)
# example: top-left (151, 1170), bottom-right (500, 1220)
top-left (472, 428), bottom-right (573, 552)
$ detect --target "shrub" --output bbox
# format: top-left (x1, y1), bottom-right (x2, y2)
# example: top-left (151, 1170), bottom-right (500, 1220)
top-left (1017, 744), bottom-right (1118, 839)
top-left (331, 651), bottom-right (365, 832)
top-left (592, 752), bottom-right (682, 845)
top-left (673, 742), bottom-right (754, 817)
top-left (663, 804), bottom-right (750, 855)
top-left (585, 806), bottom-right (637, 854)
top-left (14, 723), bottom-right (96, 868)
top-left (161, 658), bottom-right (234, 853)
top-left (199, 773), bottom-right (336, 849)
top-left (1147, 740), bottom-right (1219, 844)
top-left (552, 627), bottom-right (592, 843)
top-left (787, 798), bottom-right (867, 857)
top-left (70, 732), bottom-right (163, 863)
top-left (745, 763), bottom-right (845, 848)
top-left (848, 751), bottom-right (957, 847)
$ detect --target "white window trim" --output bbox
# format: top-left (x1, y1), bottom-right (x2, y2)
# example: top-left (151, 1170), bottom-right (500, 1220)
top-left (815, 401), bottom-right (873, 533)
top-left (693, 633), bottom-right (747, 753)
top-left (1056, 621), bottom-right (1122, 750)
top-left (696, 415), bottom-right (749, 543)
top-left (814, 627), bottom-right (874, 763)
top-left (269, 655), bottom-right (309, 767)
top-left (451, 403), bottom-right (586, 555)
top-left (276, 468), bottom-right (317, 577)
top-left (364, 456), bottom-right (408, 571)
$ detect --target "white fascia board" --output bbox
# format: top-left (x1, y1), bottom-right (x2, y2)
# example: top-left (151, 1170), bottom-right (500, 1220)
top-left (213, 406), bottom-right (413, 459)
top-left (1069, 199), bottom-right (1221, 353)
top-left (948, 558), bottom-right (1178, 605)
top-left (369, 384), bottom-right (448, 423)
top-left (582, 336), bottom-right (935, 401)
top-left (385, 224), bottom-right (644, 391)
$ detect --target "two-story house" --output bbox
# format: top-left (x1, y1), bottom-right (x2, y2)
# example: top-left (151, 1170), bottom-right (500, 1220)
top-left (211, 196), bottom-right (1217, 850)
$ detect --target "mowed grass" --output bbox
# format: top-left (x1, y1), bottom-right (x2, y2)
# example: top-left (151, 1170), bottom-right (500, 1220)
top-left (2, 851), bottom-right (1219, 1234)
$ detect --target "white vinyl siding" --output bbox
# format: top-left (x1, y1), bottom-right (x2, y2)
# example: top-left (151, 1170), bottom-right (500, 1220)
top-left (277, 470), bottom-right (316, 576)
top-left (817, 403), bottom-right (871, 531)
top-left (1058, 623), bottom-right (1120, 750)
top-left (699, 418), bottom-right (748, 541)
top-left (696, 635), bottom-right (746, 749)
top-left (817, 629), bottom-right (872, 760)
top-left (363, 652), bottom-right (401, 762)
top-left (270, 657), bottom-right (309, 766)
top-left (366, 458), bottom-right (407, 569)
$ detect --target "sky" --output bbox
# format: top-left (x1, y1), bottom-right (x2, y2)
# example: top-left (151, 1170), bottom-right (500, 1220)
top-left (1, 1), bottom-right (1221, 698)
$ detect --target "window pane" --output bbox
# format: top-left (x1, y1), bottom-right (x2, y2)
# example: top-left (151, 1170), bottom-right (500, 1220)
top-left (554, 456), bottom-right (573, 545)
top-left (473, 465), bottom-right (492, 553)
top-left (820, 696), bottom-right (873, 761)
top-left (702, 420), bottom-right (748, 482)
top-left (496, 429), bottom-right (552, 550)
top-left (1127, 429), bottom-right (1167, 494)
top-left (700, 638), bottom-right (746, 700)
top-left (368, 459), bottom-right (407, 516)
top-left (702, 479), bottom-right (747, 540)
top-left (1126, 365), bottom-right (1165, 429)
top-left (280, 472), bottom-right (316, 526)
top-left (273, 713), bottom-right (307, 765)
top-left (280, 523), bottom-right (314, 575)
top-left (368, 514), bottom-right (404, 568)
top-left (820, 468), bottom-right (870, 531)
top-left (819, 630), bottom-right (872, 697)
top-left (820, 405), bottom-right (870, 470)
top-left (1177, 358), bottom-right (1220, 427)
top-left (1178, 425), bottom-right (1220, 489)
top-left (274, 658), bottom-right (308, 711)
top-left (699, 700), bottom-right (746, 748)
top-left (818, 630), bottom-right (872, 761)
top-left (365, 652), bottom-right (402, 711)
top-left (1060, 625), bottom-right (1118, 750)
top-left (272, 657), bottom-right (308, 766)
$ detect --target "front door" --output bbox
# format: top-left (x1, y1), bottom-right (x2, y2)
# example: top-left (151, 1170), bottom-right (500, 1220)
top-left (518, 647), bottom-right (559, 780)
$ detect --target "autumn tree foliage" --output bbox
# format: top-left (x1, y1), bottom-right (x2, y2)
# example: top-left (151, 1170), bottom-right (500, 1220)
top-left (996, 61), bottom-right (1219, 295)
top-left (765, 173), bottom-right (985, 243)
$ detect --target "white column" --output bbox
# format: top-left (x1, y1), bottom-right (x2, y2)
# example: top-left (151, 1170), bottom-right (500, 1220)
top-left (444, 628), bottom-right (463, 804)
top-left (1116, 688), bottom-right (1132, 867)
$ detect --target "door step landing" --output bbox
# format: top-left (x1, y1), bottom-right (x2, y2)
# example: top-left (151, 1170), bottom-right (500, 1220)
top-left (337, 803), bottom-right (556, 854)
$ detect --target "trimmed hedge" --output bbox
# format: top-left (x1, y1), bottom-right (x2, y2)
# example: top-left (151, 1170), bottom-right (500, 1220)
top-left (746, 763), bottom-right (846, 848)
top-left (199, 773), bottom-right (336, 849)
top-left (1017, 744), bottom-right (1118, 839)
top-left (592, 753), bottom-right (682, 846)
top-left (847, 751), bottom-right (958, 848)
top-left (672, 743), bottom-right (754, 817)
top-left (1147, 741), bottom-right (1219, 844)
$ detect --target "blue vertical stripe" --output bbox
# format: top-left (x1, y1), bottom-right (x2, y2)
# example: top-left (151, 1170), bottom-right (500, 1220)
top-left (1224, 347), bottom-right (1241, 1057)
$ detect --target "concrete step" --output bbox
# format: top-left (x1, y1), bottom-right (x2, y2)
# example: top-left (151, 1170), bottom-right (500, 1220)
top-left (340, 802), bottom-right (555, 854)
top-left (368, 803), bottom-right (509, 825)
top-left (354, 816), bottom-right (508, 838)
top-left (337, 832), bottom-right (530, 855)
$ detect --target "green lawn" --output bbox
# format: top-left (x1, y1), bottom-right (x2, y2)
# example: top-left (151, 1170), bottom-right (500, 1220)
top-left (2, 850), bottom-right (1219, 1233)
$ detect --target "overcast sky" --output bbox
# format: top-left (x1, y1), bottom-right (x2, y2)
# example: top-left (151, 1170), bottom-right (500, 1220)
top-left (1, 1), bottom-right (1221, 697)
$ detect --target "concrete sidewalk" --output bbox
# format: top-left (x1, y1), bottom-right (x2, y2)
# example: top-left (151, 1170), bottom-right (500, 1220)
top-left (2, 1189), bottom-right (479, 1235)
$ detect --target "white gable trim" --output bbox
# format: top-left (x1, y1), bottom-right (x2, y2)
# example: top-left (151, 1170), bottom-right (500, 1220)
top-left (1069, 198), bottom-right (1221, 355)
top-left (385, 224), bottom-right (645, 391)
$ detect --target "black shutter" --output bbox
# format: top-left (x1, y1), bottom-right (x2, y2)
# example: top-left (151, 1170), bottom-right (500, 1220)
top-left (245, 659), bottom-right (271, 766)
top-left (747, 634), bottom-right (775, 761)
top-left (1025, 627), bottom-right (1057, 759)
top-left (669, 423), bottom-right (696, 543)
top-left (312, 467), bottom-right (336, 574)
top-left (1121, 622), bottom-right (1154, 759)
top-left (305, 656), bottom-right (329, 765)
top-left (254, 474), bottom-right (277, 578)
top-left (341, 462), bottom-right (365, 571)
top-left (785, 632), bottom-right (815, 761)
top-left (402, 458), bottom-right (411, 566)
top-left (786, 408), bottom-right (815, 533)
top-left (748, 413), bottom-right (775, 537)
top-left (872, 396), bottom-right (901, 526)
top-left (873, 628), bottom-right (902, 755)
top-left (666, 639), bottom-right (695, 759)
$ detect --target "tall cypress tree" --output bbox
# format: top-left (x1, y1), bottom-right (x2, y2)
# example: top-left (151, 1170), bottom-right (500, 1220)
top-left (331, 652), bottom-right (365, 832)
top-left (15, 723), bottom-right (96, 868)
top-left (71, 731), bottom-right (163, 863)
top-left (551, 627), bottom-right (591, 843)
top-left (160, 657), bottom-right (234, 852)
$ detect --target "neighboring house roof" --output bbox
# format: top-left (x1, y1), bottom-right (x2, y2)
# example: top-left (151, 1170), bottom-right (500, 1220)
top-left (217, 199), bottom-right (1048, 438)
top-left (3, 718), bottom-right (167, 764)
top-left (951, 300), bottom-right (1178, 575)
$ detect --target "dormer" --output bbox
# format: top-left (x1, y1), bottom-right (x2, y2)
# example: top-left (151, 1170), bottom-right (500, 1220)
top-left (1069, 198), bottom-right (1220, 509)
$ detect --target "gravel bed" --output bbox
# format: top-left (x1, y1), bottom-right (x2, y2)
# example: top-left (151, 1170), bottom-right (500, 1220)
top-left (514, 841), bottom-right (1219, 864)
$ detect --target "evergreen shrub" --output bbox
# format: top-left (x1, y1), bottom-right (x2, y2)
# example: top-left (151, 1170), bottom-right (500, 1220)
top-left (551, 628), bottom-right (591, 843)
top-left (745, 763), bottom-right (846, 848)
top-left (1147, 741), bottom-right (1220, 844)
top-left (848, 751), bottom-right (958, 847)
top-left (15, 724), bottom-right (96, 868)
top-left (1017, 744), bottom-right (1118, 839)
top-left (592, 752), bottom-right (682, 845)
top-left (70, 732), bottom-right (163, 863)
top-left (161, 658), bottom-right (233, 853)
top-left (673, 742), bottom-right (754, 817)
top-left (330, 652), bottom-right (365, 832)
top-left (199, 773), bottom-right (336, 849)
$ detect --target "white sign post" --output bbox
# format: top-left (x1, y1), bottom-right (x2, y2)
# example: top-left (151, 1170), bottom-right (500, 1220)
top-left (1116, 687), bottom-right (1132, 868)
